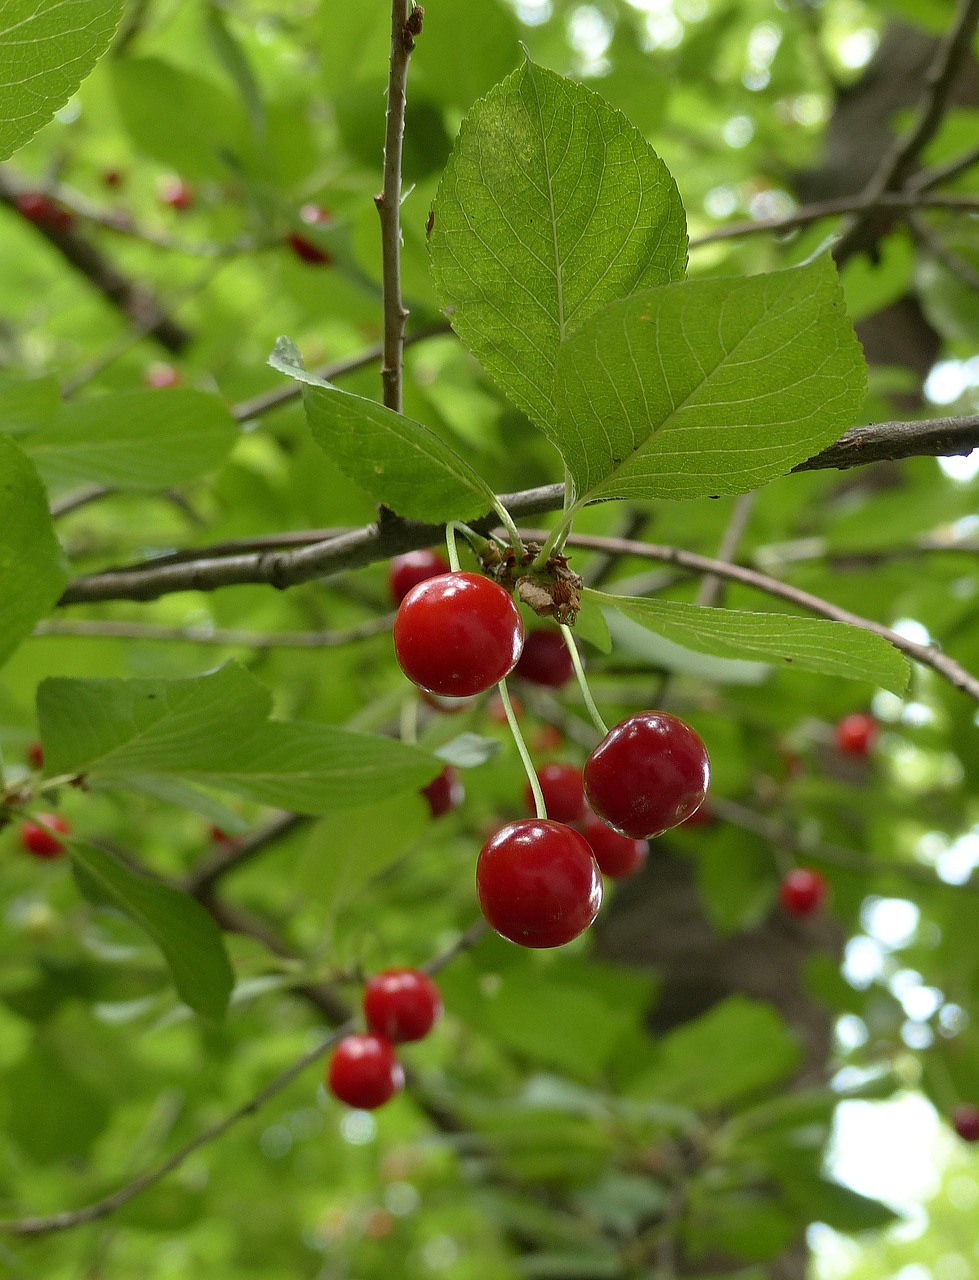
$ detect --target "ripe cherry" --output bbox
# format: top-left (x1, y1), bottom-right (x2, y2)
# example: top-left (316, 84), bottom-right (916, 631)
top-left (530, 724), bottom-right (563, 754)
top-left (487, 691), bottom-right (523, 724)
top-left (394, 573), bottom-right (524, 698)
top-left (834, 713), bottom-right (877, 757)
top-left (476, 819), bottom-right (602, 948)
top-left (581, 811), bottom-right (648, 879)
top-left (584, 712), bottom-right (710, 840)
top-left (327, 1034), bottom-right (404, 1109)
top-left (209, 825), bottom-right (236, 845)
top-left (20, 815), bottom-right (71, 860)
top-left (363, 969), bottom-right (443, 1043)
top-left (14, 192), bottom-right (75, 231)
top-left (682, 800), bottom-right (714, 829)
top-left (525, 762), bottom-right (586, 824)
top-left (778, 868), bottom-right (828, 917)
top-left (514, 629), bottom-right (575, 688)
top-left (286, 232), bottom-right (332, 266)
top-left (102, 168), bottom-right (124, 188)
top-left (145, 363), bottom-right (181, 388)
top-left (952, 1104), bottom-right (979, 1143)
top-left (421, 766), bottom-right (464, 818)
top-left (300, 202), bottom-right (333, 226)
top-left (159, 177), bottom-right (194, 211)
top-left (389, 549), bottom-right (450, 606)
top-left (26, 742), bottom-right (44, 770)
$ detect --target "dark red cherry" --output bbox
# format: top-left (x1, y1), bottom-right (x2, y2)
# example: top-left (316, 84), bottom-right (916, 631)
top-left (514, 629), bottom-right (575, 688)
top-left (421, 766), bottom-right (464, 818)
top-left (389, 550), bottom-right (450, 605)
top-left (159, 177), bottom-right (194, 211)
top-left (26, 742), bottom-right (43, 770)
top-left (363, 969), bottom-right (442, 1043)
top-left (327, 1034), bottom-right (404, 1109)
top-left (834, 713), bottom-right (877, 757)
top-left (286, 232), bottom-right (332, 265)
top-left (953, 1104), bottom-right (979, 1142)
top-left (581, 811), bottom-right (648, 879)
top-left (778, 868), bottom-right (828, 917)
top-left (14, 192), bottom-right (75, 230)
top-left (476, 819), bottom-right (602, 948)
top-left (20, 814), bottom-right (71, 859)
top-left (584, 712), bottom-right (710, 840)
top-left (525, 762), bottom-right (586, 824)
top-left (393, 573), bottom-right (524, 698)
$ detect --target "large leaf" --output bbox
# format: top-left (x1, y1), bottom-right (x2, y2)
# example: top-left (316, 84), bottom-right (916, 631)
top-left (270, 337), bottom-right (498, 522)
top-left (70, 842), bottom-right (234, 1021)
top-left (594, 592), bottom-right (910, 694)
top-left (429, 60), bottom-right (687, 428)
top-left (778, 1174), bottom-right (898, 1232)
top-left (553, 257), bottom-right (867, 503)
top-left (2, 1040), bottom-right (111, 1163)
top-left (23, 390), bottom-right (239, 489)
top-left (0, 0), bottom-right (124, 161)
top-left (0, 435), bottom-right (67, 668)
top-left (37, 662), bottom-right (440, 814)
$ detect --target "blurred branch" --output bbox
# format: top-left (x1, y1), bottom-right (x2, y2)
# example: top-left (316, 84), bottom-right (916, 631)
top-left (910, 143), bottom-right (979, 192)
top-left (908, 212), bottom-right (979, 292)
top-left (183, 812), bottom-right (308, 896)
top-left (695, 492), bottom-right (757, 610)
top-left (33, 614), bottom-right (395, 648)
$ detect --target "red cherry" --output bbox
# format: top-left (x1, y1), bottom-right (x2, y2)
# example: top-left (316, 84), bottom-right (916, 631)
top-left (952, 1104), bottom-right (979, 1142)
top-left (778, 868), bottom-right (828, 917)
top-left (14, 192), bottom-right (75, 230)
top-left (421, 766), bottom-right (464, 818)
top-left (389, 550), bottom-right (451, 605)
top-left (393, 573), bottom-right (524, 698)
top-left (682, 800), bottom-right (714, 829)
top-left (209, 825), bottom-right (236, 845)
top-left (530, 724), bottom-right (563, 754)
top-left (102, 168), bottom-right (124, 188)
top-left (26, 742), bottom-right (44, 770)
top-left (584, 712), bottom-right (710, 840)
top-left (834, 713), bottom-right (877, 757)
top-left (299, 203), bottom-right (333, 226)
top-left (581, 811), bottom-right (648, 879)
top-left (476, 819), bottom-right (602, 948)
top-left (525, 762), bottom-right (586, 824)
top-left (145, 363), bottom-right (181, 388)
top-left (20, 815), bottom-right (71, 860)
top-left (286, 232), bottom-right (332, 266)
top-left (514, 629), bottom-right (576, 688)
top-left (487, 692), bottom-right (523, 724)
top-left (327, 1034), bottom-right (404, 1109)
top-left (160, 178), bottom-right (194, 211)
top-left (363, 969), bottom-right (443, 1043)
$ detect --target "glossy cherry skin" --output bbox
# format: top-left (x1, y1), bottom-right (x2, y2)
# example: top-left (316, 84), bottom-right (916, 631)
top-left (584, 712), bottom-right (710, 840)
top-left (363, 969), bottom-right (443, 1043)
top-left (421, 766), bottom-right (464, 818)
top-left (581, 811), bottom-right (648, 879)
top-left (26, 742), bottom-right (44, 770)
top-left (393, 573), bottom-right (524, 698)
top-left (286, 232), bottom-right (332, 265)
top-left (682, 800), bottom-right (714, 829)
top-left (953, 1104), bottom-right (979, 1143)
top-left (476, 819), bottom-right (602, 948)
top-left (514, 630), bottom-right (575, 688)
top-left (327, 1034), bottom-right (404, 1109)
top-left (20, 815), bottom-right (71, 860)
top-left (525, 762), bottom-right (586, 824)
top-left (160, 177), bottom-right (194, 211)
top-left (14, 192), bottom-right (75, 230)
top-left (389, 549), bottom-right (450, 606)
top-left (778, 868), bottom-right (828, 917)
top-left (834, 713), bottom-right (877, 757)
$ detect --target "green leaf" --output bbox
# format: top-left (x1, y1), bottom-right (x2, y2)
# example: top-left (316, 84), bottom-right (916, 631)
top-left (435, 732), bottom-right (501, 767)
top-left (2, 1040), bottom-right (111, 1163)
top-left (778, 1174), bottom-right (899, 1232)
top-left (70, 842), bottom-right (234, 1020)
top-left (23, 390), bottom-right (240, 489)
top-left (0, 0), bottom-right (124, 162)
top-left (0, 436), bottom-right (67, 669)
top-left (594, 592), bottom-right (910, 694)
top-left (553, 257), bottom-right (867, 503)
top-left (270, 337), bottom-right (499, 522)
top-left (429, 60), bottom-right (687, 428)
top-left (603, 607), bottom-right (770, 685)
top-left (37, 662), bottom-right (439, 815)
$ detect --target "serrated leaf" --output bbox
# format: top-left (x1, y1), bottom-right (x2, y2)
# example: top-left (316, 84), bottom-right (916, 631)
top-left (594, 592), bottom-right (910, 694)
top-left (429, 60), bottom-right (687, 428)
top-left (37, 662), bottom-right (440, 815)
top-left (0, 435), bottom-right (67, 669)
top-left (70, 842), bottom-right (234, 1020)
top-left (553, 257), bottom-right (867, 503)
top-left (435, 732), bottom-right (501, 767)
top-left (270, 337), bottom-right (498, 522)
top-left (0, 0), bottom-right (124, 162)
top-left (604, 607), bottom-right (770, 685)
top-left (23, 390), bottom-right (239, 489)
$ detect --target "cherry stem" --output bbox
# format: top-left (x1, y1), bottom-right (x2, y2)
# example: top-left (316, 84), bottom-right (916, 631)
top-left (560, 624), bottom-right (608, 736)
top-left (444, 523), bottom-right (462, 573)
top-left (399, 696), bottom-right (419, 746)
top-left (491, 499), bottom-right (525, 558)
top-left (497, 680), bottom-right (546, 820)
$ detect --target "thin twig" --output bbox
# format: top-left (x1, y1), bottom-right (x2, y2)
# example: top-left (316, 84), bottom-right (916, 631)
top-left (32, 615), bottom-right (394, 649)
top-left (184, 813), bottom-right (309, 896)
top-left (695, 493), bottom-right (756, 610)
top-left (908, 213), bottom-right (979, 293)
top-left (910, 143), bottom-right (979, 192)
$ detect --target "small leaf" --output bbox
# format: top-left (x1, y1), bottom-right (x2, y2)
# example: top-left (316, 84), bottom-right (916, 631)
top-left (435, 732), bottom-right (501, 767)
top-left (0, 436), bottom-right (67, 669)
top-left (270, 337), bottom-right (499, 522)
top-left (70, 842), bottom-right (234, 1020)
top-left (430, 60), bottom-right (686, 428)
top-left (778, 1174), bottom-right (899, 1232)
top-left (554, 257), bottom-right (867, 503)
top-left (594, 592), bottom-right (910, 694)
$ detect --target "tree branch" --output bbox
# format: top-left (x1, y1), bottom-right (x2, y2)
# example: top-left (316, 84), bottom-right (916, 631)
top-left (32, 615), bottom-right (394, 649)
top-left (184, 812), bottom-right (308, 896)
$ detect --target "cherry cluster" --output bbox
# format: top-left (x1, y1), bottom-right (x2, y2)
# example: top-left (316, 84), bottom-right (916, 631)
top-left (328, 968), bottom-right (442, 1110)
top-left (389, 554), bottom-right (711, 949)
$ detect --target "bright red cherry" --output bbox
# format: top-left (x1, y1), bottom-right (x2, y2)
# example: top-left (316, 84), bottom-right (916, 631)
top-left (327, 1034), bottom-right (404, 1109)
top-left (584, 712), bottom-right (710, 840)
top-left (525, 762), bottom-right (586, 824)
top-left (26, 742), bottom-right (44, 770)
top-left (834, 713), bottom-right (877, 757)
top-left (476, 819), bottom-right (602, 948)
top-left (514, 629), bottom-right (576, 688)
top-left (363, 969), bottom-right (443, 1043)
top-left (421, 766), bottom-right (464, 818)
top-left (389, 549), bottom-right (451, 605)
top-left (14, 192), bottom-right (75, 231)
top-left (20, 814), bottom-right (71, 860)
top-left (778, 868), bottom-right (828, 916)
top-left (581, 811), bottom-right (648, 879)
top-left (159, 177), bottom-right (194, 211)
top-left (952, 1104), bottom-right (979, 1142)
top-left (393, 573), bottom-right (524, 698)
top-left (145, 363), bottom-right (181, 388)
top-left (286, 232), bottom-right (332, 266)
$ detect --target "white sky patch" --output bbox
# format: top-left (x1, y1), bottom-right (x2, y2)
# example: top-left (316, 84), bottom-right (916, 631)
top-left (838, 28), bottom-right (879, 70)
